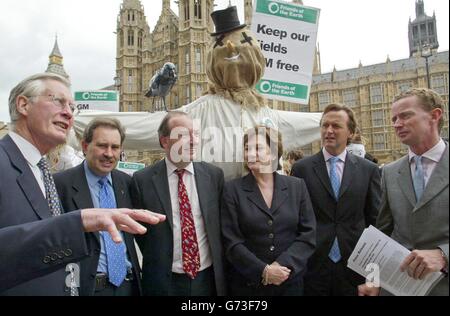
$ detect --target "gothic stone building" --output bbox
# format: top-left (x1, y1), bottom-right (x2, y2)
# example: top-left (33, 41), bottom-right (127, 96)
top-left (116, 0), bottom-right (448, 165)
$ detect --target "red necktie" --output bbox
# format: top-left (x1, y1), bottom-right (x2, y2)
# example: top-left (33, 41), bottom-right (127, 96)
top-left (175, 169), bottom-right (200, 279)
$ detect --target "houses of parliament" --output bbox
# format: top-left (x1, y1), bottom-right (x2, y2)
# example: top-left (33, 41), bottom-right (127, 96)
top-left (3, 0), bottom-right (447, 164)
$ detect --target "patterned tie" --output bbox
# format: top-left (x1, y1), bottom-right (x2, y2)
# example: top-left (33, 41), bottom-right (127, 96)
top-left (413, 156), bottom-right (425, 202)
top-left (175, 169), bottom-right (200, 279)
top-left (98, 177), bottom-right (127, 287)
top-left (328, 156), bottom-right (342, 263)
top-left (329, 156), bottom-right (341, 200)
top-left (37, 158), bottom-right (62, 217)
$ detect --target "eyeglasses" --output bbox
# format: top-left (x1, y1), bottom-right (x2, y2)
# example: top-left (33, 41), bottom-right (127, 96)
top-left (27, 94), bottom-right (78, 115)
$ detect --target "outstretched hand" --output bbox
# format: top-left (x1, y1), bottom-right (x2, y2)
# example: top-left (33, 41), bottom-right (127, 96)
top-left (81, 209), bottom-right (166, 243)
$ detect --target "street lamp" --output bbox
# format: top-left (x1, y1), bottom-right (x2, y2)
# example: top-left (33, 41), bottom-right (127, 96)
top-left (421, 44), bottom-right (433, 89)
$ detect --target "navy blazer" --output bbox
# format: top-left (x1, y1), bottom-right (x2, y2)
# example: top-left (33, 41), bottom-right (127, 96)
top-left (0, 135), bottom-right (90, 295)
top-left (130, 160), bottom-right (226, 296)
top-left (54, 163), bottom-right (143, 296)
top-left (291, 151), bottom-right (381, 284)
top-left (221, 172), bottom-right (316, 287)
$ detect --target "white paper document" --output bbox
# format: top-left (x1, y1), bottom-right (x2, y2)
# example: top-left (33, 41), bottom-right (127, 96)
top-left (347, 225), bottom-right (444, 296)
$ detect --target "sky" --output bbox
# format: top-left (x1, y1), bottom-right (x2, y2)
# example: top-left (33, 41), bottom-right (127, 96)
top-left (0, 0), bottom-right (448, 123)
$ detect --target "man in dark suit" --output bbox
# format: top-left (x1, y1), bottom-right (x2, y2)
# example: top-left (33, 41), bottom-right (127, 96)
top-left (54, 118), bottom-right (143, 296)
top-left (130, 111), bottom-right (226, 296)
top-left (292, 103), bottom-right (381, 296)
top-left (0, 73), bottom-right (165, 296)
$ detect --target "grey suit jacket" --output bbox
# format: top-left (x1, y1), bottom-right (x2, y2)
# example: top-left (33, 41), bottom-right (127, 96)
top-left (0, 135), bottom-right (89, 295)
top-left (377, 145), bottom-right (449, 296)
top-left (130, 160), bottom-right (226, 296)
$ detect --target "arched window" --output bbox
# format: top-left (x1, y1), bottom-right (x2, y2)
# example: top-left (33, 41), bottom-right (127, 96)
top-left (128, 29), bottom-right (135, 46)
top-left (194, 0), bottom-right (202, 19)
top-left (184, 0), bottom-right (190, 21)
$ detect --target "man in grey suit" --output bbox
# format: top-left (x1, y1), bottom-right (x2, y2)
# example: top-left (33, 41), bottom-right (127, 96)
top-left (130, 111), bottom-right (226, 296)
top-left (359, 88), bottom-right (448, 296)
top-left (0, 73), bottom-right (165, 295)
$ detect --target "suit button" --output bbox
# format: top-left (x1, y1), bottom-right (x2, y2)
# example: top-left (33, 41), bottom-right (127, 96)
top-left (64, 249), bottom-right (73, 257)
top-left (269, 233), bottom-right (274, 239)
top-left (50, 253), bottom-right (58, 261)
top-left (43, 256), bottom-right (51, 264)
top-left (268, 220), bottom-right (273, 226)
top-left (57, 251), bottom-right (65, 259)
top-left (269, 246), bottom-right (275, 252)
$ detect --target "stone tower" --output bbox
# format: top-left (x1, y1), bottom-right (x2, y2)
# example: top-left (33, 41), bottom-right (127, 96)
top-left (141, 0), bottom-right (179, 110)
top-left (46, 36), bottom-right (69, 80)
top-left (116, 0), bottom-right (150, 112)
top-left (409, 0), bottom-right (439, 57)
top-left (177, 0), bottom-right (214, 105)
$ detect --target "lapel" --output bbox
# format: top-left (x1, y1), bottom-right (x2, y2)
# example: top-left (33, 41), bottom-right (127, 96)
top-left (397, 156), bottom-right (417, 208)
top-left (339, 153), bottom-right (358, 200)
top-left (270, 173), bottom-right (289, 215)
top-left (70, 163), bottom-right (99, 242)
top-left (111, 170), bottom-right (128, 209)
top-left (193, 163), bottom-right (211, 226)
top-left (414, 145), bottom-right (449, 212)
top-left (312, 152), bottom-right (335, 200)
top-left (1, 135), bottom-right (51, 220)
top-left (243, 173), bottom-right (273, 218)
top-left (152, 160), bottom-right (174, 229)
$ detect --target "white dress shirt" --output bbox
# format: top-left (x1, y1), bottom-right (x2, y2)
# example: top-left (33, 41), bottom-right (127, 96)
top-left (323, 148), bottom-right (347, 183)
top-left (409, 139), bottom-right (447, 188)
top-left (9, 132), bottom-right (46, 196)
top-left (165, 158), bottom-right (213, 274)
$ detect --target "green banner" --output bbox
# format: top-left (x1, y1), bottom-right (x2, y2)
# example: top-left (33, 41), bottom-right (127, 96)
top-left (256, 0), bottom-right (318, 23)
top-left (117, 162), bottom-right (145, 171)
top-left (256, 79), bottom-right (309, 100)
top-left (75, 91), bottom-right (118, 101)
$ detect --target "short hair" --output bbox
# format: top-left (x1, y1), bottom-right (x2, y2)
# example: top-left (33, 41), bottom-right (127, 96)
top-left (82, 117), bottom-right (126, 145)
top-left (287, 149), bottom-right (304, 162)
top-left (157, 111), bottom-right (189, 148)
top-left (321, 103), bottom-right (357, 134)
top-left (8, 73), bottom-right (71, 126)
top-left (321, 103), bottom-right (357, 145)
top-left (243, 125), bottom-right (284, 171)
top-left (393, 88), bottom-right (444, 132)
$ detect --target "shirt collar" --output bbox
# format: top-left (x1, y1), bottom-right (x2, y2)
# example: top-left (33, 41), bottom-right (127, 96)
top-left (323, 148), bottom-right (347, 163)
top-left (408, 139), bottom-right (446, 163)
top-left (8, 131), bottom-right (44, 167)
top-left (165, 157), bottom-right (195, 176)
top-left (83, 160), bottom-right (112, 187)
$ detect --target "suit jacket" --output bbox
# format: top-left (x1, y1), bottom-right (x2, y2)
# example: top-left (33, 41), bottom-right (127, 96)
top-left (54, 163), bottom-right (143, 296)
top-left (291, 151), bottom-right (381, 285)
top-left (0, 135), bottom-right (90, 295)
top-left (377, 145), bottom-right (449, 296)
top-left (221, 172), bottom-right (316, 290)
top-left (130, 160), bottom-right (226, 296)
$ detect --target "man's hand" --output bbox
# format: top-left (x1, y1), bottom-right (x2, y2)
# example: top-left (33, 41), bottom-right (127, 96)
top-left (358, 283), bottom-right (380, 296)
top-left (400, 249), bottom-right (447, 280)
top-left (81, 209), bottom-right (166, 243)
top-left (265, 262), bottom-right (291, 286)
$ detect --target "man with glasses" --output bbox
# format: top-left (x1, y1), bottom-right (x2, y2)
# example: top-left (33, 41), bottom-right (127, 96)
top-left (0, 73), bottom-right (165, 296)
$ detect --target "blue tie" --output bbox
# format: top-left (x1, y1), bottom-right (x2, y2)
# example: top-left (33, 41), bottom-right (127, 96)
top-left (329, 157), bottom-right (341, 200)
top-left (413, 156), bottom-right (425, 202)
top-left (98, 178), bottom-right (127, 287)
top-left (328, 157), bottom-right (342, 263)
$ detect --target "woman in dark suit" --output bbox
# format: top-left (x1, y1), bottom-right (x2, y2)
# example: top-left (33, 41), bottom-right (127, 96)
top-left (221, 126), bottom-right (316, 296)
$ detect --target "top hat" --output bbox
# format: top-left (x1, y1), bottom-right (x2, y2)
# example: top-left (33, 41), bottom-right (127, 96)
top-left (210, 6), bottom-right (246, 36)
